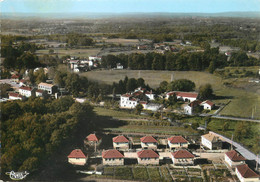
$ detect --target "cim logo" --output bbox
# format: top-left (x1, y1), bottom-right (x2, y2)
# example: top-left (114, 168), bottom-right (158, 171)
top-left (5, 171), bottom-right (29, 180)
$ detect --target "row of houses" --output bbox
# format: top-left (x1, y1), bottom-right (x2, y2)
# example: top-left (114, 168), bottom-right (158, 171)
top-left (8, 82), bottom-right (57, 100)
top-left (65, 56), bottom-right (102, 72)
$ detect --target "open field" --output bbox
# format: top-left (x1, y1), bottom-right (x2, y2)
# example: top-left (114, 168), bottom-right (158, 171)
top-left (83, 70), bottom-right (260, 119)
top-left (36, 48), bottom-right (101, 58)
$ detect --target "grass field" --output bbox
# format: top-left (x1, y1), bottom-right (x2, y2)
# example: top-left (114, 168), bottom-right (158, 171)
top-left (83, 70), bottom-right (260, 119)
top-left (36, 48), bottom-right (101, 58)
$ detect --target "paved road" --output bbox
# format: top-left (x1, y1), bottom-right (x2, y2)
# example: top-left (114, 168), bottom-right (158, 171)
top-left (212, 115), bottom-right (260, 123)
top-left (209, 131), bottom-right (260, 165)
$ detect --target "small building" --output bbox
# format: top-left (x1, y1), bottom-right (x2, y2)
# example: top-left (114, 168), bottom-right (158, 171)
top-left (84, 133), bottom-right (101, 147)
top-left (171, 150), bottom-right (195, 166)
top-left (9, 93), bottom-right (23, 100)
top-left (116, 63), bottom-right (123, 70)
top-left (225, 150), bottom-right (246, 168)
top-left (38, 82), bottom-right (56, 94)
top-left (184, 100), bottom-right (202, 115)
top-left (235, 164), bottom-right (260, 182)
top-left (140, 136), bottom-right (158, 150)
top-left (144, 91), bottom-right (155, 100)
top-left (19, 86), bottom-right (35, 97)
top-left (102, 149), bottom-right (124, 166)
top-left (113, 135), bottom-right (129, 150)
top-left (35, 89), bottom-right (44, 97)
top-left (137, 150), bottom-right (159, 165)
top-left (67, 149), bottom-right (87, 165)
top-left (11, 74), bottom-right (19, 83)
top-left (168, 136), bottom-right (189, 150)
top-left (201, 100), bottom-right (215, 110)
top-left (201, 133), bottom-right (223, 150)
top-left (19, 79), bottom-right (27, 87)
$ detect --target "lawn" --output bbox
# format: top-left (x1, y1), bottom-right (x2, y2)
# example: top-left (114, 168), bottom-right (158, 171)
top-left (83, 69), bottom-right (260, 119)
top-left (94, 107), bottom-right (145, 119)
top-left (114, 167), bottom-right (133, 180)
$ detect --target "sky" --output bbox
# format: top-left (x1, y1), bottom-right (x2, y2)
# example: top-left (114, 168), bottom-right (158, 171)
top-left (2, 0), bottom-right (260, 14)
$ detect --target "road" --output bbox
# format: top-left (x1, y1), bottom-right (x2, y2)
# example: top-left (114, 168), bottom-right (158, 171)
top-left (209, 131), bottom-right (260, 165)
top-left (0, 79), bottom-right (20, 91)
top-left (212, 115), bottom-right (260, 123)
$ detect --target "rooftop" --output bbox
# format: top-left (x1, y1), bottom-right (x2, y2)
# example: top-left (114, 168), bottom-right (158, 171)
top-left (68, 149), bottom-right (86, 158)
top-left (140, 136), bottom-right (158, 143)
top-left (102, 150), bottom-right (124, 159)
top-left (113, 135), bottom-right (129, 143)
top-left (168, 136), bottom-right (188, 144)
top-left (225, 150), bottom-right (246, 161)
top-left (86, 134), bottom-right (100, 142)
top-left (236, 164), bottom-right (260, 178)
top-left (202, 133), bottom-right (222, 142)
top-left (137, 150), bottom-right (159, 158)
top-left (172, 150), bottom-right (195, 159)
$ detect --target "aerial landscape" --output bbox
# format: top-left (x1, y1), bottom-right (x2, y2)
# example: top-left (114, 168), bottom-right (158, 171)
top-left (1, 0), bottom-right (260, 181)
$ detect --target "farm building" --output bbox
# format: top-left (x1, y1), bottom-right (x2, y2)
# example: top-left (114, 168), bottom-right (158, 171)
top-left (201, 133), bottom-right (223, 150)
top-left (167, 136), bottom-right (189, 149)
top-left (225, 150), bottom-right (246, 168)
top-left (171, 150), bottom-right (195, 166)
top-left (137, 150), bottom-right (159, 165)
top-left (140, 136), bottom-right (158, 150)
top-left (112, 135), bottom-right (130, 150)
top-left (68, 149), bottom-right (87, 165)
top-left (235, 164), bottom-right (260, 182)
top-left (102, 149), bottom-right (124, 166)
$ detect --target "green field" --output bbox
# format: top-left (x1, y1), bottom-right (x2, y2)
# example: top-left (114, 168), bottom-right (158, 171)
top-left (36, 48), bottom-right (101, 58)
top-left (83, 70), bottom-right (260, 119)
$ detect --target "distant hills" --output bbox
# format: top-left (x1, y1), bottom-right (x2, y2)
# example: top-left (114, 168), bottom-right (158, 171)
top-left (2, 11), bottom-right (260, 19)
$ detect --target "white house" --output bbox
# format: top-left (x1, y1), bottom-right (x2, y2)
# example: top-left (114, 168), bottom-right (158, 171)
top-left (9, 93), bottom-right (23, 100)
top-left (112, 135), bottom-right (129, 150)
top-left (140, 136), bottom-right (158, 150)
top-left (19, 79), bottom-right (27, 87)
top-left (201, 100), bottom-right (215, 110)
top-left (68, 149), bottom-right (87, 166)
top-left (89, 56), bottom-right (102, 62)
top-left (201, 133), bottom-right (223, 150)
top-left (225, 150), bottom-right (246, 168)
top-left (137, 150), bottom-right (159, 165)
top-left (168, 136), bottom-right (189, 149)
top-left (116, 63), bottom-right (123, 69)
top-left (235, 164), bottom-right (260, 182)
top-left (166, 91), bottom-right (198, 102)
top-left (19, 86), bottom-right (35, 97)
top-left (102, 149), bottom-right (124, 166)
top-left (184, 100), bottom-right (202, 115)
top-left (171, 150), bottom-right (195, 166)
top-left (120, 94), bottom-right (138, 109)
top-left (36, 89), bottom-right (44, 97)
top-left (38, 82), bottom-right (55, 94)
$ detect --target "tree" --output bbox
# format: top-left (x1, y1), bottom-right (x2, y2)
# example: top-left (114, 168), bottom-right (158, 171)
top-left (167, 79), bottom-right (195, 91)
top-left (199, 84), bottom-right (213, 100)
top-left (137, 78), bottom-right (145, 88)
top-left (135, 104), bottom-right (143, 115)
top-left (234, 122), bottom-right (251, 141)
top-left (126, 78), bottom-right (137, 92)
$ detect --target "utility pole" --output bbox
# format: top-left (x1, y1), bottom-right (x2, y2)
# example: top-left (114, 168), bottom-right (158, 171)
top-left (231, 134), bottom-right (234, 151)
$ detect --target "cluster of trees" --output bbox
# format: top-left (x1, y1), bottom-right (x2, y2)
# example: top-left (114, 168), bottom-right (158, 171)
top-left (54, 71), bottom-right (112, 98)
top-left (1, 97), bottom-right (94, 173)
top-left (111, 76), bottom-right (151, 94)
top-left (156, 79), bottom-right (196, 93)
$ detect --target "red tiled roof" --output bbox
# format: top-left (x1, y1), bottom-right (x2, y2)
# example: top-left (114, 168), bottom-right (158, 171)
top-left (133, 91), bottom-right (143, 96)
top-left (68, 149), bottom-right (86, 158)
top-left (122, 94), bottom-right (131, 97)
top-left (102, 150), bottom-right (124, 159)
top-left (236, 164), bottom-right (260, 178)
top-left (172, 150), bottom-right (195, 159)
top-left (137, 150), bottom-right (159, 158)
top-left (168, 91), bottom-right (198, 98)
top-left (9, 93), bottom-right (22, 98)
top-left (36, 89), bottom-right (44, 93)
top-left (11, 74), bottom-right (19, 79)
top-left (20, 86), bottom-right (33, 91)
top-left (113, 135), bottom-right (129, 143)
top-left (203, 100), bottom-right (215, 107)
top-left (168, 136), bottom-right (188, 144)
top-left (225, 150), bottom-right (246, 161)
top-left (140, 136), bottom-right (158, 143)
top-left (86, 134), bottom-right (99, 142)
top-left (189, 100), bottom-right (202, 107)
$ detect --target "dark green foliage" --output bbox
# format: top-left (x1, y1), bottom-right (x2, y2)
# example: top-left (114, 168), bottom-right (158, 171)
top-left (167, 79), bottom-right (195, 91)
top-left (1, 97), bottom-right (94, 173)
top-left (199, 84), bottom-right (213, 100)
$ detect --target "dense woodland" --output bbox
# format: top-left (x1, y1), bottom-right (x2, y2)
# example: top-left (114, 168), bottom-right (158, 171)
top-left (1, 97), bottom-right (94, 175)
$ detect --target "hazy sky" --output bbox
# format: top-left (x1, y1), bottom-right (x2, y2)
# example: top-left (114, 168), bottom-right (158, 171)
top-left (2, 0), bottom-right (260, 13)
